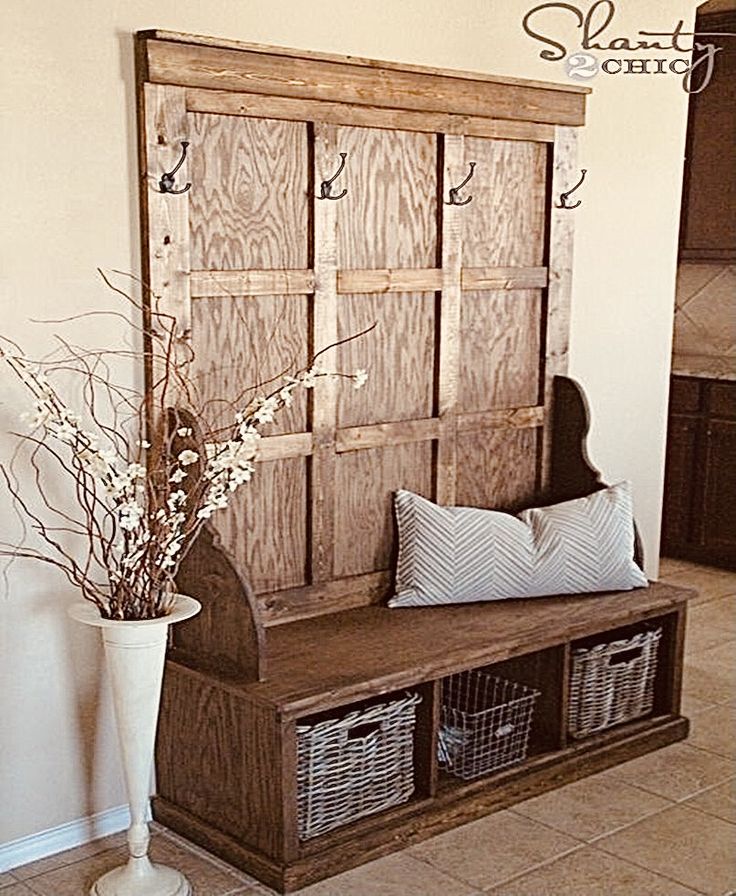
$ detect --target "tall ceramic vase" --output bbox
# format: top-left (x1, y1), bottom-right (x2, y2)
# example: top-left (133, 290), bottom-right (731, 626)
top-left (69, 595), bottom-right (201, 896)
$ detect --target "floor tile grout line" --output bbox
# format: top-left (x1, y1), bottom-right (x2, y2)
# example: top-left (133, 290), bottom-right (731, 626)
top-left (584, 799), bottom-right (681, 847)
top-left (685, 741), bottom-right (735, 763)
top-left (11, 841), bottom-right (126, 881)
top-left (590, 838), bottom-right (711, 896)
top-left (603, 771), bottom-right (736, 804)
top-left (412, 842), bottom-right (590, 894)
top-left (158, 827), bottom-right (260, 885)
top-left (475, 843), bottom-right (588, 892)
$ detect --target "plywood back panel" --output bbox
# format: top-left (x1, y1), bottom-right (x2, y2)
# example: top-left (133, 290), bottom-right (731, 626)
top-left (456, 428), bottom-right (539, 511)
top-left (334, 442), bottom-right (435, 578)
top-left (137, 34), bottom-right (583, 626)
top-left (188, 114), bottom-right (309, 270)
top-left (459, 289), bottom-right (542, 413)
top-left (336, 293), bottom-right (436, 427)
top-left (334, 127), bottom-right (438, 269)
top-left (191, 294), bottom-right (309, 435)
top-left (462, 138), bottom-right (548, 268)
top-left (214, 457), bottom-right (308, 594)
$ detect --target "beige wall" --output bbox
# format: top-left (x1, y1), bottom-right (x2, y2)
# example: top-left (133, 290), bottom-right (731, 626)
top-left (0, 0), bottom-right (696, 845)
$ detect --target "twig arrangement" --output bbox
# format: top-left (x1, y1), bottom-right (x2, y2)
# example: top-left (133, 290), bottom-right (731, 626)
top-left (0, 271), bottom-right (369, 620)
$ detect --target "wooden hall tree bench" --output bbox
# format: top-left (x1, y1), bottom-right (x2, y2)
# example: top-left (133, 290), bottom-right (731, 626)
top-left (134, 32), bottom-right (693, 892)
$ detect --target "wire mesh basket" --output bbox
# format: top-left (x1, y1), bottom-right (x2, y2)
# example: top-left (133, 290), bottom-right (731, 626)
top-left (568, 626), bottom-right (662, 739)
top-left (438, 670), bottom-right (540, 781)
top-left (296, 692), bottom-right (421, 840)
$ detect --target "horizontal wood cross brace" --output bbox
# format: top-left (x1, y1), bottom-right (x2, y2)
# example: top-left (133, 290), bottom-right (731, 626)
top-left (189, 267), bottom-right (548, 298)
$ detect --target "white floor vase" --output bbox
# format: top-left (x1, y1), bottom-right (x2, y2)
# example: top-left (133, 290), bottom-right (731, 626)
top-left (69, 595), bottom-right (201, 896)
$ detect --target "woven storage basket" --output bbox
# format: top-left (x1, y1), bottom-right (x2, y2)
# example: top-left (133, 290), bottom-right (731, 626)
top-left (568, 626), bottom-right (662, 739)
top-left (296, 692), bottom-right (421, 840)
top-left (439, 670), bottom-right (540, 781)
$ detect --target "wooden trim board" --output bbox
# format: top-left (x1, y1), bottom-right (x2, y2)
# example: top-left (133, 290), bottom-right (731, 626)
top-left (185, 87), bottom-right (558, 141)
top-left (138, 34), bottom-right (587, 126)
top-left (142, 30), bottom-right (590, 95)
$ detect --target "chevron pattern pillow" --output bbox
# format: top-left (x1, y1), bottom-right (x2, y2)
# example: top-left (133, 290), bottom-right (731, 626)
top-left (389, 482), bottom-right (648, 607)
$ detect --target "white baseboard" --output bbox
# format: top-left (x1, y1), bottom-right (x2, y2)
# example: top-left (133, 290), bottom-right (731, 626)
top-left (0, 803), bottom-right (147, 873)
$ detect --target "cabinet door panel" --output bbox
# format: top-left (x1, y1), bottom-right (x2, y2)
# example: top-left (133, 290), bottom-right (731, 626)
top-left (662, 416), bottom-right (699, 549)
top-left (703, 420), bottom-right (736, 550)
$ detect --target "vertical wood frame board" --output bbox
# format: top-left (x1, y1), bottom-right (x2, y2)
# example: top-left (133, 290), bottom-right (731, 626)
top-left (136, 32), bottom-right (587, 626)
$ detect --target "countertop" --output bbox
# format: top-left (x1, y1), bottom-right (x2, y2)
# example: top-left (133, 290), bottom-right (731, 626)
top-left (671, 354), bottom-right (736, 382)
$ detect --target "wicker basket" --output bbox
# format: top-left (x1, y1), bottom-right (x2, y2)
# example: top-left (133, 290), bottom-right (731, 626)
top-left (568, 626), bottom-right (662, 739)
top-left (296, 692), bottom-right (421, 840)
top-left (438, 670), bottom-right (540, 781)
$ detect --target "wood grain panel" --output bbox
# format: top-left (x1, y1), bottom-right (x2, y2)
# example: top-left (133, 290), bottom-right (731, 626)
top-left (541, 127), bottom-right (576, 494)
top-left (210, 457), bottom-right (307, 594)
top-left (336, 418), bottom-right (439, 453)
top-left (338, 268), bottom-right (442, 293)
top-left (190, 269), bottom-right (314, 297)
top-left (436, 135), bottom-right (465, 506)
top-left (191, 294), bottom-right (308, 435)
top-left (310, 125), bottom-right (339, 584)
top-left (456, 427), bottom-right (539, 510)
top-left (188, 113), bottom-right (308, 270)
top-left (144, 38), bottom-right (587, 126)
top-left (334, 127), bottom-right (438, 269)
top-left (146, 31), bottom-right (589, 96)
top-left (334, 442), bottom-right (434, 577)
top-left (139, 84), bottom-right (191, 386)
top-left (457, 406), bottom-right (545, 433)
top-left (462, 266), bottom-right (548, 290)
top-left (157, 666), bottom-right (246, 838)
top-left (185, 87), bottom-right (557, 142)
top-left (459, 289), bottom-right (542, 413)
top-left (462, 138), bottom-right (547, 267)
top-left (259, 571), bottom-right (392, 626)
top-left (336, 292), bottom-right (435, 427)
top-left (255, 584), bottom-right (692, 715)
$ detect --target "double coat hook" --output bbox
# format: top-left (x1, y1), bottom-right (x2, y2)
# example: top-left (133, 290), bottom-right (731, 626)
top-left (557, 168), bottom-right (587, 209)
top-left (445, 161), bottom-right (476, 206)
top-left (318, 152), bottom-right (348, 200)
top-left (158, 141), bottom-right (191, 195)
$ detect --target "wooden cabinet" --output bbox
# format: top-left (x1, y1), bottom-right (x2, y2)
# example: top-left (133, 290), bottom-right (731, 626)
top-left (662, 376), bottom-right (736, 567)
top-left (679, 11), bottom-right (736, 262)
top-left (155, 587), bottom-right (689, 892)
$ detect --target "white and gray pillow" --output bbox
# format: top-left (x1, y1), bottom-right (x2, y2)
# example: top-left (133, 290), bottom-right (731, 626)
top-left (389, 482), bottom-right (648, 608)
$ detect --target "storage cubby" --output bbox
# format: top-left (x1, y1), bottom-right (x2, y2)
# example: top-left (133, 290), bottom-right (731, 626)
top-left (568, 612), bottom-right (679, 741)
top-left (295, 690), bottom-right (423, 840)
top-left (437, 646), bottom-right (566, 785)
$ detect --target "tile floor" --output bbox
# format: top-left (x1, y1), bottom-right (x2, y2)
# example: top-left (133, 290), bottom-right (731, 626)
top-left (2, 559), bottom-right (734, 896)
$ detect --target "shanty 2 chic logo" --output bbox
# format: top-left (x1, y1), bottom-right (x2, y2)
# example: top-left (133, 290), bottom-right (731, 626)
top-left (522, 0), bottom-right (731, 93)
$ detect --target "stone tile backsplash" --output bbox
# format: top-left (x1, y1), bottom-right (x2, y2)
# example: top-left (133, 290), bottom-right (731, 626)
top-left (672, 263), bottom-right (735, 379)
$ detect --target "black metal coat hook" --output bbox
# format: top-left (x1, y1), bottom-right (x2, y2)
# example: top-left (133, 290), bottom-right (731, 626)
top-left (445, 162), bottom-right (476, 206)
top-left (159, 141), bottom-right (191, 195)
top-left (318, 152), bottom-right (348, 200)
top-left (557, 168), bottom-right (587, 209)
